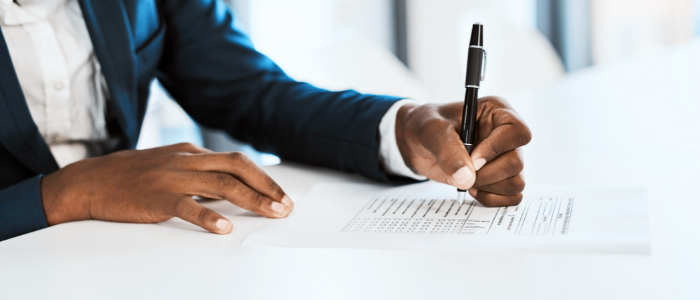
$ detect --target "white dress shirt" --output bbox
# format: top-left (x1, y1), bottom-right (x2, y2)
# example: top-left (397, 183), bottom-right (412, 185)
top-left (378, 100), bottom-right (427, 180)
top-left (0, 0), bottom-right (108, 168)
top-left (0, 0), bottom-right (423, 179)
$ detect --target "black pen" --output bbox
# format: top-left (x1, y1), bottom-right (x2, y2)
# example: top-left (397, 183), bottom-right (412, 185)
top-left (458, 23), bottom-right (486, 204)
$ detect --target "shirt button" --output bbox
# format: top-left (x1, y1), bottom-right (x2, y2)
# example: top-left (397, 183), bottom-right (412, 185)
top-left (53, 82), bottom-right (64, 91)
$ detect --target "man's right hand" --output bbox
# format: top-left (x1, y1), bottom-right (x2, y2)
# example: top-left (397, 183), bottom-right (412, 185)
top-left (40, 143), bottom-right (293, 234)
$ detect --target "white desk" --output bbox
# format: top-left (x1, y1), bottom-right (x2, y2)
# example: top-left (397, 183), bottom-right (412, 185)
top-left (1, 41), bottom-right (699, 300)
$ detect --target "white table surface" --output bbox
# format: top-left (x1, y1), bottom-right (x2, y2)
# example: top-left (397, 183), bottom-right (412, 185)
top-left (1, 40), bottom-right (699, 300)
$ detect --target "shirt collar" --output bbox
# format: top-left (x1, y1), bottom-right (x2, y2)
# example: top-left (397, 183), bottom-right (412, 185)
top-left (0, 0), bottom-right (15, 25)
top-left (0, 0), bottom-right (57, 26)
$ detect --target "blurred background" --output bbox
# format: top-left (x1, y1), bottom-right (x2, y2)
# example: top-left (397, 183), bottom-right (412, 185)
top-left (136, 0), bottom-right (700, 165)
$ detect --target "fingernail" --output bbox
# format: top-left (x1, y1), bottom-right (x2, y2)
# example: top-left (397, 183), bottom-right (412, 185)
top-left (473, 158), bottom-right (486, 171)
top-left (452, 166), bottom-right (473, 185)
top-left (216, 219), bottom-right (229, 231)
top-left (271, 202), bottom-right (285, 213)
top-left (281, 195), bottom-right (293, 206)
top-left (468, 188), bottom-right (478, 198)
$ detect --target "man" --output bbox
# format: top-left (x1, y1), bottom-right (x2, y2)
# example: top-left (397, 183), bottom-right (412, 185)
top-left (0, 0), bottom-right (530, 241)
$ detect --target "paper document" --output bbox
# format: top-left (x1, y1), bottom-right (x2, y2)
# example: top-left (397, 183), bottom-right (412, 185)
top-left (343, 195), bottom-right (574, 235)
top-left (243, 182), bottom-right (649, 254)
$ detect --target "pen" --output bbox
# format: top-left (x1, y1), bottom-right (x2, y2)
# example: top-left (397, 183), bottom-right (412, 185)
top-left (458, 23), bottom-right (486, 205)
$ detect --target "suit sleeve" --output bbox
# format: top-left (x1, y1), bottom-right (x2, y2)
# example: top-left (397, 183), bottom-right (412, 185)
top-left (155, 0), bottom-right (408, 183)
top-left (0, 175), bottom-right (48, 241)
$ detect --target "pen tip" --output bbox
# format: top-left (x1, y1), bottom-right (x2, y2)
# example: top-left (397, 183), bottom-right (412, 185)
top-left (458, 191), bottom-right (466, 204)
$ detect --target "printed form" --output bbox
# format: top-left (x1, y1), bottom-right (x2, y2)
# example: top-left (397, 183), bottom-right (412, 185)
top-left (343, 196), bottom-right (574, 235)
top-left (243, 182), bottom-right (650, 254)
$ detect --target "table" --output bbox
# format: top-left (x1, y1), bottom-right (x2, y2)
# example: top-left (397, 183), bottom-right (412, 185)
top-left (1, 40), bottom-right (699, 300)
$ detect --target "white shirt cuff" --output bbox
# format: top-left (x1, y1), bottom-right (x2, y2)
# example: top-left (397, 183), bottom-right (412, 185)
top-left (378, 99), bottom-right (427, 180)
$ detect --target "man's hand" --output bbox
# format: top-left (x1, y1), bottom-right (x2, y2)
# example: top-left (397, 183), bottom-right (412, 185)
top-left (395, 96), bottom-right (531, 207)
top-left (40, 143), bottom-right (293, 234)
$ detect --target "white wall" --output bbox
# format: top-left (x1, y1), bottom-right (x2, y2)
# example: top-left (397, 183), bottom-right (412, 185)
top-left (697, 0), bottom-right (700, 35)
top-left (242, 0), bottom-right (431, 100)
top-left (406, 0), bottom-right (561, 105)
top-left (591, 0), bottom-right (696, 65)
top-left (246, 0), bottom-right (394, 65)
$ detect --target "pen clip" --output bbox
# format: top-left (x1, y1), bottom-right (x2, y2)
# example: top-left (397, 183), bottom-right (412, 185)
top-left (481, 49), bottom-right (487, 81)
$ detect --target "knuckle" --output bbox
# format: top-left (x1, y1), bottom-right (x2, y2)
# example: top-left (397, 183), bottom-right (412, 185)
top-left (480, 96), bottom-right (508, 109)
top-left (266, 178), bottom-right (284, 198)
top-left (509, 151), bottom-right (525, 174)
top-left (229, 151), bottom-right (249, 161)
top-left (253, 193), bottom-right (265, 207)
top-left (479, 96), bottom-right (499, 104)
top-left (197, 208), bottom-right (210, 223)
top-left (492, 96), bottom-right (511, 107)
top-left (509, 194), bottom-right (524, 206)
top-left (516, 124), bottom-right (533, 145)
top-left (505, 176), bottom-right (525, 195)
top-left (176, 142), bottom-right (198, 152)
top-left (488, 141), bottom-right (507, 159)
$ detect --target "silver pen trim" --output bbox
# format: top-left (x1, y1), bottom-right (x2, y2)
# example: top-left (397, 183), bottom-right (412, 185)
top-left (458, 191), bottom-right (466, 204)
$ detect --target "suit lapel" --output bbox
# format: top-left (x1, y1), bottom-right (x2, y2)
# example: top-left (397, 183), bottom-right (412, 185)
top-left (78, 0), bottom-right (139, 148)
top-left (0, 0), bottom-right (138, 175)
top-left (0, 28), bottom-right (59, 175)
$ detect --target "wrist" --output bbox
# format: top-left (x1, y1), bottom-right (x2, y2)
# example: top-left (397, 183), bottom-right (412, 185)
top-left (395, 103), bottom-right (418, 172)
top-left (40, 171), bottom-right (91, 226)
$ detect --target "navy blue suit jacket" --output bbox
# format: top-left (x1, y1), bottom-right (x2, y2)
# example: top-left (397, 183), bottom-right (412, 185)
top-left (0, 0), bottom-right (404, 241)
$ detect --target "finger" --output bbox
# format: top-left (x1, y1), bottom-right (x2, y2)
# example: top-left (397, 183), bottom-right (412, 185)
top-left (473, 149), bottom-right (524, 187)
top-left (181, 171), bottom-right (293, 218)
top-left (145, 142), bottom-right (213, 156)
top-left (470, 106), bottom-right (531, 170)
top-left (472, 174), bottom-right (525, 196)
top-left (469, 188), bottom-right (523, 207)
top-left (419, 119), bottom-right (476, 190)
top-left (167, 142), bottom-right (213, 154)
top-left (172, 197), bottom-right (233, 234)
top-left (176, 152), bottom-right (288, 203)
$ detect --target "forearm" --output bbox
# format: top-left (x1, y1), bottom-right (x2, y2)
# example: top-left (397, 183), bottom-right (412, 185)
top-left (0, 175), bottom-right (48, 241)
top-left (239, 87), bottom-right (402, 178)
top-left (155, 0), bottom-right (408, 181)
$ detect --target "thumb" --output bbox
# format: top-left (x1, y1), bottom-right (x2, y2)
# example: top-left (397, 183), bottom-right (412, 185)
top-left (423, 128), bottom-right (476, 190)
